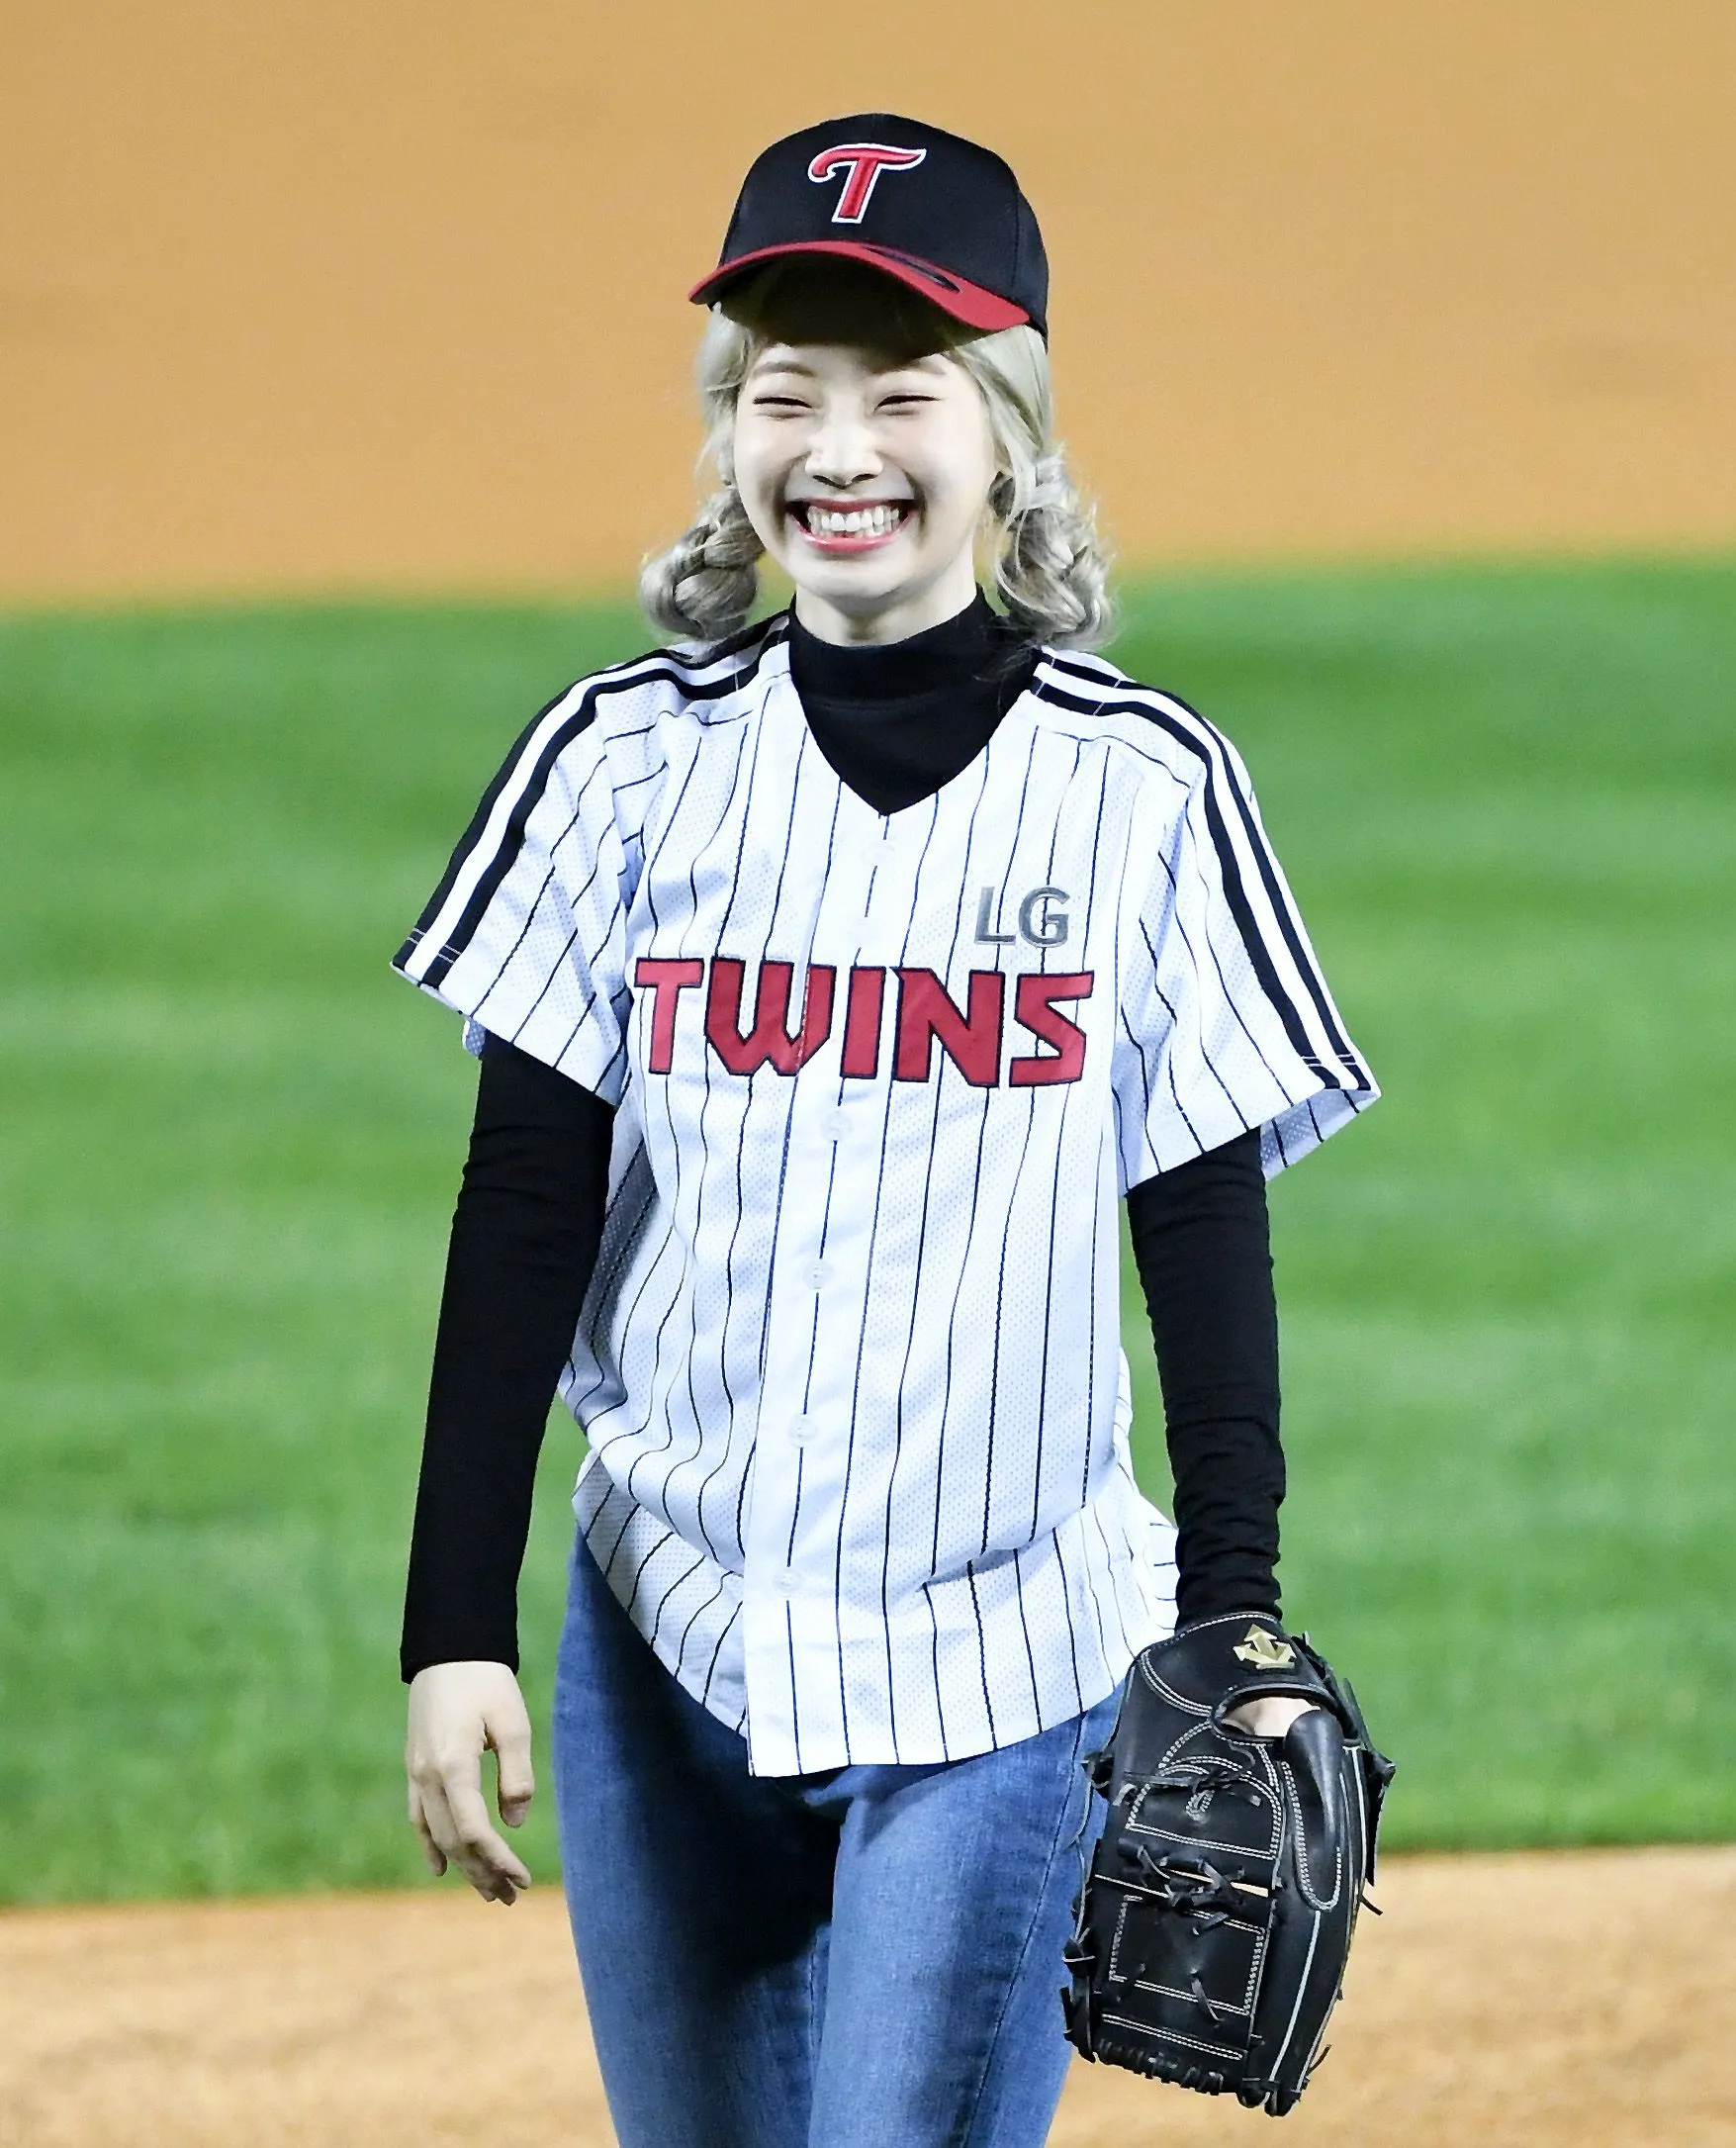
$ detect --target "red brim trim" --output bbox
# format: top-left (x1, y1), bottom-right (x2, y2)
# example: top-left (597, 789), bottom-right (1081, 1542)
top-left (687, 241), bottom-right (1029, 333)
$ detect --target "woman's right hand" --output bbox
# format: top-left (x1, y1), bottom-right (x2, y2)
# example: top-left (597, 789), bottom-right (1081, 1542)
top-left (405, 1660), bottom-right (536, 1904)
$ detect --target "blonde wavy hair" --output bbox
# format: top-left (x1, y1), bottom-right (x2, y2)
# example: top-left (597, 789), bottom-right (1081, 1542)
top-left (639, 260), bottom-right (1113, 650)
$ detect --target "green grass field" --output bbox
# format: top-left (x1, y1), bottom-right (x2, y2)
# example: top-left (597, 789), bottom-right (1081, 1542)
top-left (2, 560), bottom-right (1731, 1905)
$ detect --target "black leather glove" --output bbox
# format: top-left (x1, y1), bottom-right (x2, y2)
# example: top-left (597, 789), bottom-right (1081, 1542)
top-left (1062, 1613), bottom-right (1394, 2116)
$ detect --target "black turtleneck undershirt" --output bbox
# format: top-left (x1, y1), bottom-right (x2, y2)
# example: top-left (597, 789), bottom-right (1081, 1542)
top-left (400, 595), bottom-right (1284, 1683)
top-left (787, 588), bottom-right (1040, 811)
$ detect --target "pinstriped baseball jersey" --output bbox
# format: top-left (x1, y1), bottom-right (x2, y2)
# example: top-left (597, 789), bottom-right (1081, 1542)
top-left (394, 613), bottom-right (1376, 1776)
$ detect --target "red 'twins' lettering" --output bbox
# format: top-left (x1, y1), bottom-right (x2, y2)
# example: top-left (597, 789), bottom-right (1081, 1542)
top-left (893, 968), bottom-right (1004, 1087)
top-left (634, 957), bottom-right (703, 1074)
top-left (634, 956), bottom-right (1093, 1086)
top-left (840, 966), bottom-right (885, 1078)
top-left (1009, 973), bottom-right (1093, 1086)
top-left (705, 958), bottom-right (836, 1074)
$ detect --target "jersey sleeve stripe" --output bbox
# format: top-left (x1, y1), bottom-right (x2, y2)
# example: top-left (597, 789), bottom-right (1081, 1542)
top-left (1039, 656), bottom-right (1372, 1088)
top-left (455, 764), bottom-right (610, 1012)
top-left (1138, 824), bottom-right (1301, 1111)
top-left (396, 631), bottom-right (780, 993)
top-left (394, 681), bottom-right (590, 981)
top-left (1032, 666), bottom-right (1368, 1093)
top-left (395, 682), bottom-right (617, 992)
top-left (1140, 681), bottom-right (1373, 1088)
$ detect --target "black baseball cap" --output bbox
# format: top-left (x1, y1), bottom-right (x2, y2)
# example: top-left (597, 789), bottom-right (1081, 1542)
top-left (689, 114), bottom-right (1049, 338)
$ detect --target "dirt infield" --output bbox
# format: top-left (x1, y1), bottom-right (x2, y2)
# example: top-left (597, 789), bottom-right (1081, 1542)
top-left (3, 1848), bottom-right (1732, 2148)
top-left (4, 2), bottom-right (1733, 602)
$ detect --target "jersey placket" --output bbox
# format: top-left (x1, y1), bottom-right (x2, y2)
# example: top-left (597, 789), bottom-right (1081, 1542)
top-left (743, 723), bottom-right (1029, 1771)
top-left (736, 709), bottom-right (894, 1772)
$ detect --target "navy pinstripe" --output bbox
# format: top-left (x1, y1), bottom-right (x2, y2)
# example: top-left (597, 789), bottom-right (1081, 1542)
top-left (394, 620), bottom-right (1372, 1774)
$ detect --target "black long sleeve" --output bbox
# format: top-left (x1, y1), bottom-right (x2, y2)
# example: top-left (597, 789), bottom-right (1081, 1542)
top-left (1126, 1129), bottom-right (1283, 1628)
top-left (400, 1034), bottom-right (613, 1681)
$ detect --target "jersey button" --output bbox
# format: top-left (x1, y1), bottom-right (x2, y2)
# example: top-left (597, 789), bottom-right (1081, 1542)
top-left (807, 1261), bottom-right (829, 1289)
top-left (787, 1414), bottom-right (817, 1445)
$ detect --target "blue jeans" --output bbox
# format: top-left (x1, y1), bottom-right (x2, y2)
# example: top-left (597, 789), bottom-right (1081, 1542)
top-left (552, 1537), bottom-right (1119, 2148)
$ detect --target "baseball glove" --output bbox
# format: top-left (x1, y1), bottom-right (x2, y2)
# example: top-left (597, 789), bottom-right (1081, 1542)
top-left (1061, 1612), bottom-right (1393, 2115)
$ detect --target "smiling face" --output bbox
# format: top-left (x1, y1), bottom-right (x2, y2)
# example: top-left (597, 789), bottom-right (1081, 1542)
top-left (728, 272), bottom-right (1000, 645)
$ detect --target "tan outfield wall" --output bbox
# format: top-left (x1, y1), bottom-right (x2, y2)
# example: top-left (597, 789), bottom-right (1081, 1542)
top-left (3, 0), bottom-right (1732, 603)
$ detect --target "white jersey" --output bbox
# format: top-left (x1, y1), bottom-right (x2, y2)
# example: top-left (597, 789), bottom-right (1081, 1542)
top-left (395, 614), bottom-right (1376, 1776)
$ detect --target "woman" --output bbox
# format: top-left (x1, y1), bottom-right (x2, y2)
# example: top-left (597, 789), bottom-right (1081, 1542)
top-left (395, 113), bottom-right (1375, 2148)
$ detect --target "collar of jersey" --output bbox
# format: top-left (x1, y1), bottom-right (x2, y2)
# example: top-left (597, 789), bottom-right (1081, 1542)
top-left (681, 616), bottom-right (1090, 793)
top-left (758, 633), bottom-right (1075, 825)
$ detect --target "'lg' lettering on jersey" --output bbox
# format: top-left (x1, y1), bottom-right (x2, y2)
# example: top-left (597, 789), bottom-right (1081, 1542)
top-left (634, 955), bottom-right (1093, 1086)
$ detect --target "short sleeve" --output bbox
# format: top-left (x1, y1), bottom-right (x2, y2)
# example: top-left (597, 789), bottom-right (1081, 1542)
top-left (392, 686), bottom-right (633, 1104)
top-left (1112, 735), bottom-right (1377, 1188)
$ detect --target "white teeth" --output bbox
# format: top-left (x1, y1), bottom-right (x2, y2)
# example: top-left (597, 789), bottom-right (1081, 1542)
top-left (801, 503), bottom-right (906, 538)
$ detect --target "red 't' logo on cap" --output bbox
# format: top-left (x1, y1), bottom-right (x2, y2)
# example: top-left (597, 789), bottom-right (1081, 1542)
top-left (806, 141), bottom-right (928, 225)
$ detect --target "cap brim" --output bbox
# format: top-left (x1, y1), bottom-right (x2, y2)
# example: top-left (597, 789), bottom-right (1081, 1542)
top-left (687, 241), bottom-right (1030, 333)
